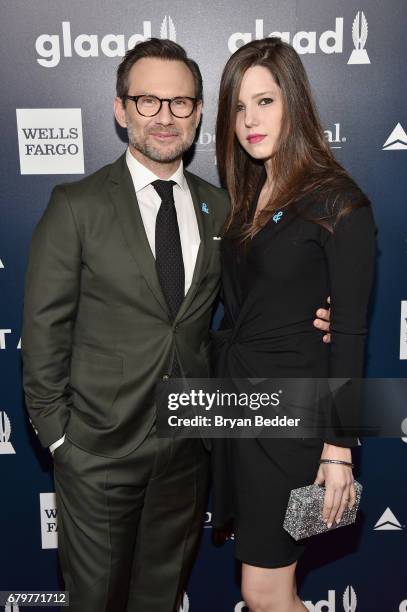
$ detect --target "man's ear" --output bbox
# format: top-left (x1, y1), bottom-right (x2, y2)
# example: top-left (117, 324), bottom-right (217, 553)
top-left (114, 97), bottom-right (127, 128)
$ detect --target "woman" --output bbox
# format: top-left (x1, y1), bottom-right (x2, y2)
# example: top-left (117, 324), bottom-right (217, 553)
top-left (212, 38), bottom-right (376, 611)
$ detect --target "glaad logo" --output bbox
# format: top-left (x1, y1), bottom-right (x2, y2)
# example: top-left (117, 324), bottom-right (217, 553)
top-left (35, 18), bottom-right (176, 68)
top-left (342, 586), bottom-right (357, 612)
top-left (401, 417), bottom-right (407, 443)
top-left (347, 11), bottom-right (370, 64)
top-left (5, 603), bottom-right (20, 611)
top-left (228, 18), bottom-right (344, 54)
top-left (160, 16), bottom-right (176, 41)
top-left (40, 492), bottom-right (58, 549)
top-left (383, 123), bottom-right (407, 151)
top-left (304, 586), bottom-right (357, 611)
top-left (400, 301), bottom-right (407, 359)
top-left (235, 603), bottom-right (249, 612)
top-left (229, 11), bottom-right (370, 64)
top-left (0, 411), bottom-right (16, 455)
top-left (178, 592), bottom-right (189, 612)
top-left (400, 600), bottom-right (407, 612)
top-left (374, 507), bottom-right (404, 530)
top-left (16, 109), bottom-right (84, 175)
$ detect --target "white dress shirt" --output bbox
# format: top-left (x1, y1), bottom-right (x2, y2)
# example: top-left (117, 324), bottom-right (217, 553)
top-left (49, 149), bottom-right (200, 454)
top-left (125, 148), bottom-right (200, 294)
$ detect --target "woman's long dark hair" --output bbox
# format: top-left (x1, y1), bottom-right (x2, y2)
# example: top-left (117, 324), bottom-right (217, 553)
top-left (216, 37), bottom-right (368, 240)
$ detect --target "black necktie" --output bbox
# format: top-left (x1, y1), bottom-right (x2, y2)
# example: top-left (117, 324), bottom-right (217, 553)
top-left (152, 179), bottom-right (184, 377)
top-left (152, 179), bottom-right (185, 318)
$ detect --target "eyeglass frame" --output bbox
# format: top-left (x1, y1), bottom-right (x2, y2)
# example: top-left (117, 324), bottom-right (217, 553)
top-left (121, 94), bottom-right (199, 118)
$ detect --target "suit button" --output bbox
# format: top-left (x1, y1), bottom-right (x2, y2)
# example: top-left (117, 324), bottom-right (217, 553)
top-left (174, 325), bottom-right (179, 333)
top-left (162, 375), bottom-right (169, 381)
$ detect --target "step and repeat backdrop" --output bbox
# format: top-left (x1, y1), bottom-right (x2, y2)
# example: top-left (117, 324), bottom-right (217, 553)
top-left (1, 1), bottom-right (406, 610)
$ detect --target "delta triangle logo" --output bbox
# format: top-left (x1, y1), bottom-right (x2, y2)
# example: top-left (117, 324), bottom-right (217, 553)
top-left (374, 507), bottom-right (403, 530)
top-left (382, 123), bottom-right (407, 151)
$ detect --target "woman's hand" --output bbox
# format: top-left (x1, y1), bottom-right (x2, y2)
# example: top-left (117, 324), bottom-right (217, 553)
top-left (313, 295), bottom-right (331, 343)
top-left (314, 443), bottom-right (356, 527)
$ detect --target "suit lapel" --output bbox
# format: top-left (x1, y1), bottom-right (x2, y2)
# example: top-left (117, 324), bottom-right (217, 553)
top-left (108, 156), bottom-right (215, 322)
top-left (108, 155), bottom-right (170, 318)
top-left (174, 171), bottom-right (214, 323)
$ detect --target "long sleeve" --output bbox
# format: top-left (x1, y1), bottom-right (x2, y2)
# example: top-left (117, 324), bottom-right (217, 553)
top-left (322, 203), bottom-right (377, 447)
top-left (21, 185), bottom-right (82, 448)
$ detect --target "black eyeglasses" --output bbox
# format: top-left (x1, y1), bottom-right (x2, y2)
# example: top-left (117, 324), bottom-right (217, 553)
top-left (122, 94), bottom-right (198, 118)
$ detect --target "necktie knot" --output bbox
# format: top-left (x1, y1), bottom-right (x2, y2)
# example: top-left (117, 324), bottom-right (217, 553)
top-left (151, 179), bottom-right (176, 203)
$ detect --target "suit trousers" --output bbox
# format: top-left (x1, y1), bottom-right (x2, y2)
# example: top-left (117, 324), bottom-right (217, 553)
top-left (53, 424), bottom-right (210, 611)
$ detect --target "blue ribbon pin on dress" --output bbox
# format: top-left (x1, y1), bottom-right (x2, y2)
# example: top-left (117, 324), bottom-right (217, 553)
top-left (201, 203), bottom-right (209, 214)
top-left (273, 210), bottom-right (283, 223)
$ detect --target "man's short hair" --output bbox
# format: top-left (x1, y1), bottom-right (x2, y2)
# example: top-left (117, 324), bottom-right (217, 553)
top-left (116, 38), bottom-right (203, 102)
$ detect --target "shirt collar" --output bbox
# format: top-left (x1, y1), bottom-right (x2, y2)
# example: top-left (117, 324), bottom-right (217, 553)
top-left (125, 148), bottom-right (187, 193)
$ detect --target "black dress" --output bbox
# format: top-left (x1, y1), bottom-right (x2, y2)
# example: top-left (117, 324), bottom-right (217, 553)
top-left (211, 181), bottom-right (377, 568)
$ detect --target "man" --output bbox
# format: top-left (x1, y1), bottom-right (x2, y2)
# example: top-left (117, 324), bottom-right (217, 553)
top-left (22, 39), bottom-right (331, 611)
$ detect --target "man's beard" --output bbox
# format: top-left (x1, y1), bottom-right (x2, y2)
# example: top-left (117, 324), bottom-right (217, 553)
top-left (126, 118), bottom-right (195, 163)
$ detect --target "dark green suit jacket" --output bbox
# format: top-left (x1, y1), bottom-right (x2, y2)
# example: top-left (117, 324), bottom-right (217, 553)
top-left (22, 154), bottom-right (229, 457)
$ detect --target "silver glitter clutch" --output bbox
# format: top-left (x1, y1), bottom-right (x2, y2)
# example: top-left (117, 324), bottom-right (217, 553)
top-left (283, 481), bottom-right (362, 541)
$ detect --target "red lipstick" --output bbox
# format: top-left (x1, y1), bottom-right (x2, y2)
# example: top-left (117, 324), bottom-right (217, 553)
top-left (247, 134), bottom-right (266, 144)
